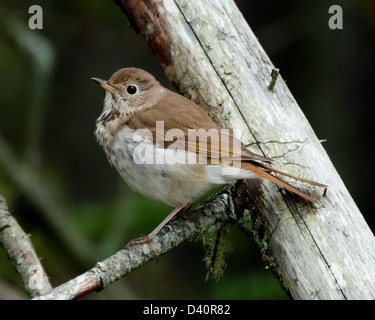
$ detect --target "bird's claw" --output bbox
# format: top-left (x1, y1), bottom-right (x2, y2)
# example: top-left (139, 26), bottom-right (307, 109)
top-left (127, 235), bottom-right (158, 258)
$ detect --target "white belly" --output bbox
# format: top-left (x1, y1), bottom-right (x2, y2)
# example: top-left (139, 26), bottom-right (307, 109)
top-left (102, 126), bottom-right (257, 207)
top-left (103, 127), bottom-right (212, 206)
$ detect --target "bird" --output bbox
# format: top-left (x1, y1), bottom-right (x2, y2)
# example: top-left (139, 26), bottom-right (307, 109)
top-left (91, 67), bottom-right (327, 255)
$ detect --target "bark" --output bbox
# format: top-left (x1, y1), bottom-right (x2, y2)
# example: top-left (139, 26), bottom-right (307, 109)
top-left (34, 191), bottom-right (235, 300)
top-left (0, 194), bottom-right (52, 298)
top-left (114, 0), bottom-right (375, 299)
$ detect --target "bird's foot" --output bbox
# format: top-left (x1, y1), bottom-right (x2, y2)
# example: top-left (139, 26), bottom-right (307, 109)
top-left (127, 235), bottom-right (158, 258)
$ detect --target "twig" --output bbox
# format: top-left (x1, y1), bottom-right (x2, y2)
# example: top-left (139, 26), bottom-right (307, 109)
top-left (267, 68), bottom-right (280, 91)
top-left (0, 194), bottom-right (52, 298)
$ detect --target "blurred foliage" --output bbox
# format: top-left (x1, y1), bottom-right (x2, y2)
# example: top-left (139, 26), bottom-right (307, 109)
top-left (0, 0), bottom-right (374, 299)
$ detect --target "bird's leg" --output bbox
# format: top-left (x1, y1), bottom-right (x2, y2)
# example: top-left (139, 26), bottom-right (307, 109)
top-left (175, 203), bottom-right (194, 221)
top-left (127, 203), bottom-right (190, 257)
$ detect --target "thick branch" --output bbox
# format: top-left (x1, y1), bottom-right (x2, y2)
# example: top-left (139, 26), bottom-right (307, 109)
top-left (0, 194), bottom-right (52, 298)
top-left (115, 0), bottom-right (375, 299)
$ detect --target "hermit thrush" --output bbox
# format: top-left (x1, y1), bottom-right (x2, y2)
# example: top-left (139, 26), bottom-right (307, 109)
top-left (92, 67), bottom-right (327, 255)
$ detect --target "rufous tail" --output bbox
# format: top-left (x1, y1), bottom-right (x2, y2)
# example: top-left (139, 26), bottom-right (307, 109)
top-left (241, 161), bottom-right (327, 204)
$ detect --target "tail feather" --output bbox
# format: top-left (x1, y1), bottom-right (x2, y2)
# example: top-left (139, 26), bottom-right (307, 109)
top-left (241, 161), bottom-right (325, 204)
top-left (251, 161), bottom-right (328, 189)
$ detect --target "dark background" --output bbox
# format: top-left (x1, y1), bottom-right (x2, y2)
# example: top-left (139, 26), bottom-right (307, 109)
top-left (0, 0), bottom-right (373, 299)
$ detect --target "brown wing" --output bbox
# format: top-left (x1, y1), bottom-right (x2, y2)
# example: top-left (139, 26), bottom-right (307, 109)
top-left (126, 88), bottom-right (327, 203)
top-left (126, 89), bottom-right (272, 164)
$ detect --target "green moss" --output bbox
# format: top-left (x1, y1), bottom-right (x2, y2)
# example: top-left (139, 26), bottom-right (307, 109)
top-left (200, 228), bottom-right (233, 281)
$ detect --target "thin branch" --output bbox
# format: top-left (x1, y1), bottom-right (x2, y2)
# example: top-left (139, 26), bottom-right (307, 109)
top-left (0, 194), bottom-right (52, 298)
top-left (34, 190), bottom-right (235, 299)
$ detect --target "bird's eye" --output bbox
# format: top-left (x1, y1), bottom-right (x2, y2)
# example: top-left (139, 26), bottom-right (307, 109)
top-left (127, 85), bottom-right (137, 94)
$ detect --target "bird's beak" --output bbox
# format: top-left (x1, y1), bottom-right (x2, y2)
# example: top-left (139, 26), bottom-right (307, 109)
top-left (91, 77), bottom-right (122, 95)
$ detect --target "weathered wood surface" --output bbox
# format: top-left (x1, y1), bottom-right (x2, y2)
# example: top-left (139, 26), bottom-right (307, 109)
top-left (116, 0), bottom-right (375, 299)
